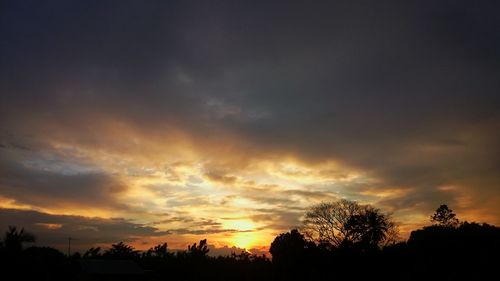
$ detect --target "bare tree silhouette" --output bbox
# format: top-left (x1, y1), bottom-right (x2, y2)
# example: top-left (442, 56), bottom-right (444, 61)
top-left (302, 200), bottom-right (397, 249)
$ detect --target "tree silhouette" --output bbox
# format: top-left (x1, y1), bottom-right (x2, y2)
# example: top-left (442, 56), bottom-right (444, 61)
top-left (269, 229), bottom-right (316, 280)
top-left (3, 226), bottom-right (35, 253)
top-left (0, 221), bottom-right (498, 281)
top-left (430, 204), bottom-right (459, 227)
top-left (103, 242), bottom-right (139, 259)
top-left (187, 239), bottom-right (209, 258)
top-left (346, 206), bottom-right (398, 248)
top-left (407, 221), bottom-right (500, 280)
top-left (83, 247), bottom-right (102, 258)
top-left (270, 229), bottom-right (313, 265)
top-left (144, 242), bottom-right (170, 259)
top-left (302, 199), bottom-right (397, 249)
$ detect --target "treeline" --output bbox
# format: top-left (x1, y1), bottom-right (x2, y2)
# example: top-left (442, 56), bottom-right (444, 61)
top-left (269, 202), bottom-right (500, 280)
top-left (1, 201), bottom-right (499, 281)
top-left (0, 229), bottom-right (271, 281)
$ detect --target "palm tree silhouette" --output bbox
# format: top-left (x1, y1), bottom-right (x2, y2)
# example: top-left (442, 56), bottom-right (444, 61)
top-left (3, 226), bottom-right (36, 253)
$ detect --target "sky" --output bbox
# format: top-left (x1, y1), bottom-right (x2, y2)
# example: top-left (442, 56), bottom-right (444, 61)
top-left (1, 0), bottom-right (499, 255)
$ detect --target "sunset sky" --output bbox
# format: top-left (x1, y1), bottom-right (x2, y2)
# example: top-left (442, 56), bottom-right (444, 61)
top-left (1, 1), bottom-right (499, 255)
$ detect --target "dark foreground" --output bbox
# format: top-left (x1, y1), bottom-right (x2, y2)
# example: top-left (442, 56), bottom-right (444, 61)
top-left (1, 221), bottom-right (499, 281)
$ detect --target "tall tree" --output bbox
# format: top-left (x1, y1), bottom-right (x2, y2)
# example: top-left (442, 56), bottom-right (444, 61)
top-left (430, 204), bottom-right (459, 227)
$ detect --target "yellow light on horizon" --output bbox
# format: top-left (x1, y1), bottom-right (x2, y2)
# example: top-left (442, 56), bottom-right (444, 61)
top-left (221, 219), bottom-right (260, 249)
top-left (231, 232), bottom-right (257, 249)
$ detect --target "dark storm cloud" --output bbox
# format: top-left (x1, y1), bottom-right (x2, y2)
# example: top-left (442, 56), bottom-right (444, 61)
top-left (0, 143), bottom-right (127, 209)
top-left (250, 208), bottom-right (305, 232)
top-left (1, 0), bottom-right (499, 221)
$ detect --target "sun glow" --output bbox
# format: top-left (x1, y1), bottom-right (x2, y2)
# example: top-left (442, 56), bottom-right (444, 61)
top-left (222, 220), bottom-right (259, 249)
top-left (231, 232), bottom-right (258, 249)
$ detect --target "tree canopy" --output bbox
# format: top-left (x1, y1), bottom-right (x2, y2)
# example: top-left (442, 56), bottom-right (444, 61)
top-left (302, 199), bottom-right (398, 249)
top-left (430, 204), bottom-right (459, 227)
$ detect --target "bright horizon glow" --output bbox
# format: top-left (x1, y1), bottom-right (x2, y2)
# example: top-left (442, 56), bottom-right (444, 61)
top-left (0, 139), bottom-right (496, 253)
top-left (231, 232), bottom-right (258, 249)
